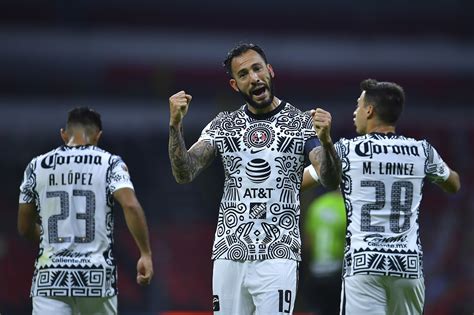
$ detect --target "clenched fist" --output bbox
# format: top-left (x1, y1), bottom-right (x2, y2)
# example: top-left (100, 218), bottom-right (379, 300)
top-left (169, 90), bottom-right (192, 127)
top-left (311, 108), bottom-right (333, 145)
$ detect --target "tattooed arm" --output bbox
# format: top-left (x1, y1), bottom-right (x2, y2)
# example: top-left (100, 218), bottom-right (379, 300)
top-left (169, 125), bottom-right (216, 183)
top-left (309, 144), bottom-right (341, 189)
top-left (168, 90), bottom-right (216, 184)
top-left (309, 108), bottom-right (342, 189)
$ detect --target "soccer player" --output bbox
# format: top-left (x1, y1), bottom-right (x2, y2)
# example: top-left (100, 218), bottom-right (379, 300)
top-left (18, 107), bottom-right (154, 315)
top-left (303, 79), bottom-right (460, 314)
top-left (168, 42), bottom-right (341, 314)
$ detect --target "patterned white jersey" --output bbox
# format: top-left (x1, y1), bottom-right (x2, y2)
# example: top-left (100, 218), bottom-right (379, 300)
top-left (199, 102), bottom-right (317, 261)
top-left (19, 145), bottom-right (134, 297)
top-left (335, 133), bottom-right (450, 279)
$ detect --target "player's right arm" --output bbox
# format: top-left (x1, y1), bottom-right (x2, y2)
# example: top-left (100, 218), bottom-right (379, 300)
top-left (18, 158), bottom-right (41, 242)
top-left (436, 167), bottom-right (460, 193)
top-left (18, 203), bottom-right (40, 242)
top-left (168, 90), bottom-right (216, 184)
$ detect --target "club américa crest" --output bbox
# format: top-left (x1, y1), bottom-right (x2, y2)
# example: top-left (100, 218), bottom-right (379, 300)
top-left (243, 123), bottom-right (275, 149)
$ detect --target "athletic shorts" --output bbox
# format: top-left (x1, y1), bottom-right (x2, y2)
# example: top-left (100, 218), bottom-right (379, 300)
top-left (32, 295), bottom-right (117, 315)
top-left (212, 259), bottom-right (298, 315)
top-left (340, 274), bottom-right (425, 315)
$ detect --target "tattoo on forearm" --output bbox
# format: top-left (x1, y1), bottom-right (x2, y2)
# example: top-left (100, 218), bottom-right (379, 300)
top-left (310, 144), bottom-right (341, 189)
top-left (168, 125), bottom-right (215, 183)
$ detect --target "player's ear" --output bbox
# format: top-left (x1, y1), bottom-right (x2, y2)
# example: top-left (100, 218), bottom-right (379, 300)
top-left (60, 128), bottom-right (69, 144)
top-left (229, 78), bottom-right (239, 92)
top-left (366, 104), bottom-right (375, 119)
top-left (267, 64), bottom-right (275, 78)
top-left (94, 130), bottom-right (103, 145)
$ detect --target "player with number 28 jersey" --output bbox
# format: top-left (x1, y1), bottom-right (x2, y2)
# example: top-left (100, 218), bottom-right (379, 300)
top-left (335, 133), bottom-right (449, 278)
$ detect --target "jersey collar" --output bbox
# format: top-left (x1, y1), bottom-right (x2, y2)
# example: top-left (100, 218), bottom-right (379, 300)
top-left (244, 101), bottom-right (286, 120)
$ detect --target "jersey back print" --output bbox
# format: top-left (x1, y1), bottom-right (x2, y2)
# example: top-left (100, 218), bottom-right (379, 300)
top-left (335, 133), bottom-right (450, 279)
top-left (19, 145), bottom-right (134, 297)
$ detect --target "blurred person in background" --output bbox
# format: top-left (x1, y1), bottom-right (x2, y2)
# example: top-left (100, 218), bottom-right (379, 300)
top-left (302, 184), bottom-right (346, 315)
top-left (326, 79), bottom-right (460, 314)
top-left (168, 42), bottom-right (341, 314)
top-left (18, 107), bottom-right (154, 315)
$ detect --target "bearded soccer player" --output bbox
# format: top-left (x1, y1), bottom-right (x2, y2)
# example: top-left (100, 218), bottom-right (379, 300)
top-left (18, 107), bottom-right (153, 315)
top-left (168, 42), bottom-right (341, 314)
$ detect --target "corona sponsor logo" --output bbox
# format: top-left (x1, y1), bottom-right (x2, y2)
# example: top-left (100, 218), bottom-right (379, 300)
top-left (41, 153), bottom-right (102, 170)
top-left (355, 140), bottom-right (419, 158)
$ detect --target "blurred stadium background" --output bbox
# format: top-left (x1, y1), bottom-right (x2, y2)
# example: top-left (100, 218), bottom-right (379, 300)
top-left (0, 0), bottom-right (473, 314)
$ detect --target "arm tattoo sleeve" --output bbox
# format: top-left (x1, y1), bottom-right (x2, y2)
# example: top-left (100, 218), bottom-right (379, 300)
top-left (309, 143), bottom-right (341, 189)
top-left (169, 125), bottom-right (216, 183)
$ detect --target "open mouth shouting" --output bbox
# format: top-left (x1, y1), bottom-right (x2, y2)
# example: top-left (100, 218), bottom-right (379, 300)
top-left (251, 85), bottom-right (268, 101)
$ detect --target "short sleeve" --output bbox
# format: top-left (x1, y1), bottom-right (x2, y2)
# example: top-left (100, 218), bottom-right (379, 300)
top-left (197, 113), bottom-right (225, 149)
top-left (423, 141), bottom-right (450, 182)
top-left (107, 156), bottom-right (134, 193)
top-left (334, 138), bottom-right (349, 160)
top-left (19, 158), bottom-right (37, 204)
top-left (302, 111), bottom-right (317, 141)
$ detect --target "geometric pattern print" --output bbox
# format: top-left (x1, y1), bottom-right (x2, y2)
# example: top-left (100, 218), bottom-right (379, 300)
top-left (204, 102), bottom-right (315, 262)
top-left (34, 265), bottom-right (113, 297)
top-left (350, 248), bottom-right (421, 279)
top-left (334, 139), bottom-right (353, 259)
top-left (336, 134), bottom-right (427, 279)
top-left (20, 158), bottom-right (39, 204)
top-left (422, 140), bottom-right (447, 182)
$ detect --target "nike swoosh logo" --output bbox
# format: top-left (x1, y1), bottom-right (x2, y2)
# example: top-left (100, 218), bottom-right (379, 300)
top-left (250, 148), bottom-right (265, 154)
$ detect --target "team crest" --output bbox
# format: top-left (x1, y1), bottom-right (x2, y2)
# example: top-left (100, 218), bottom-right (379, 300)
top-left (243, 123), bottom-right (275, 150)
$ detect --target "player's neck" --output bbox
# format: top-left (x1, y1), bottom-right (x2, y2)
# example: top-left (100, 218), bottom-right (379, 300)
top-left (367, 125), bottom-right (396, 134)
top-left (247, 97), bottom-right (281, 115)
top-left (66, 134), bottom-right (95, 147)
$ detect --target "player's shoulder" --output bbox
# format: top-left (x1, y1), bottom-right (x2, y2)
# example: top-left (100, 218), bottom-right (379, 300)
top-left (283, 102), bottom-right (309, 116)
top-left (281, 102), bottom-right (314, 129)
top-left (28, 146), bottom-right (64, 167)
top-left (72, 145), bottom-right (123, 165)
top-left (337, 134), bottom-right (368, 144)
top-left (214, 105), bottom-right (246, 120)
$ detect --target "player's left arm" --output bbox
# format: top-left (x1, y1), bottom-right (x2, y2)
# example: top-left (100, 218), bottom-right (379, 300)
top-left (114, 187), bottom-right (154, 286)
top-left (309, 108), bottom-right (342, 189)
top-left (436, 167), bottom-right (461, 193)
top-left (424, 141), bottom-right (461, 193)
top-left (18, 203), bottom-right (40, 242)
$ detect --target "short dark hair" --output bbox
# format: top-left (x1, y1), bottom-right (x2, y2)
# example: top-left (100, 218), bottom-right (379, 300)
top-left (223, 42), bottom-right (268, 77)
top-left (360, 79), bottom-right (405, 125)
top-left (66, 106), bottom-right (102, 131)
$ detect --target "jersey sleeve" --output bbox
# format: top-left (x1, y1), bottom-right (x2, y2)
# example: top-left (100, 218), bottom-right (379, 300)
top-left (302, 110), bottom-right (318, 158)
top-left (423, 140), bottom-right (450, 182)
top-left (334, 138), bottom-right (348, 159)
top-left (197, 113), bottom-right (223, 149)
top-left (107, 156), bottom-right (134, 193)
top-left (19, 158), bottom-right (37, 204)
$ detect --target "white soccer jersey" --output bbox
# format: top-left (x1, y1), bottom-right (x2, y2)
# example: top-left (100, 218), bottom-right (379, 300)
top-left (19, 145), bottom-right (134, 297)
top-left (334, 133), bottom-right (450, 279)
top-left (199, 102), bottom-right (317, 261)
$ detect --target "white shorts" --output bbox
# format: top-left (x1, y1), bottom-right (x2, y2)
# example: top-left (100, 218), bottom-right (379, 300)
top-left (32, 295), bottom-right (117, 315)
top-left (212, 259), bottom-right (298, 315)
top-left (340, 275), bottom-right (425, 315)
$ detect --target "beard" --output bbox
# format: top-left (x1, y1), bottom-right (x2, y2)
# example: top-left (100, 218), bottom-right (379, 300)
top-left (239, 78), bottom-right (275, 110)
